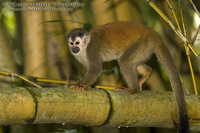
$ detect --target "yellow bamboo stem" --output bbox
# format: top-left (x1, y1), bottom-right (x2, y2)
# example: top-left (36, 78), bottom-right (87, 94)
top-left (147, 0), bottom-right (198, 95)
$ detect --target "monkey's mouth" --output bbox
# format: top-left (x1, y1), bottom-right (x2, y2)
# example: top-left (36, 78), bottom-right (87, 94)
top-left (71, 46), bottom-right (80, 54)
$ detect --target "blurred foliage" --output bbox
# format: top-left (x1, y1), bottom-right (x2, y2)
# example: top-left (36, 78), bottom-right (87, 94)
top-left (3, 7), bottom-right (16, 36)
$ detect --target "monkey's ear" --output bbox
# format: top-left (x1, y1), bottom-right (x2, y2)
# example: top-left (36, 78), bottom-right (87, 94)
top-left (84, 35), bottom-right (91, 45)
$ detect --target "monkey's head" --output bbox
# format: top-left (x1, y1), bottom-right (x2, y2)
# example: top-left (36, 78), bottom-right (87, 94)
top-left (67, 28), bottom-right (91, 54)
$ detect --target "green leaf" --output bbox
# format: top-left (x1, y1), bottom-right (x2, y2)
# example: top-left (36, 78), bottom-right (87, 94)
top-left (83, 23), bottom-right (92, 32)
top-left (37, 20), bottom-right (92, 31)
top-left (113, 66), bottom-right (120, 80)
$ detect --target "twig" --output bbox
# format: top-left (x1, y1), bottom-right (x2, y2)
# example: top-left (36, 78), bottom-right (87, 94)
top-left (0, 71), bottom-right (42, 88)
top-left (189, 0), bottom-right (200, 18)
top-left (191, 24), bottom-right (200, 45)
top-left (0, 71), bottom-right (77, 87)
top-left (10, 73), bottom-right (42, 88)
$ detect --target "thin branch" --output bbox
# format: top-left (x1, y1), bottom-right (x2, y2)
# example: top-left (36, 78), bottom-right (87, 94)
top-left (191, 24), bottom-right (200, 45)
top-left (0, 70), bottom-right (78, 87)
top-left (189, 0), bottom-right (200, 18)
top-left (146, 0), bottom-right (199, 58)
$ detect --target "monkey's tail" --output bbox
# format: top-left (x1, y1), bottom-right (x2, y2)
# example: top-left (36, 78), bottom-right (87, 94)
top-left (154, 42), bottom-right (189, 133)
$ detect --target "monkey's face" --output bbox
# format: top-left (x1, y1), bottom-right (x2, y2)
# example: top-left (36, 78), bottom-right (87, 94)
top-left (68, 35), bottom-right (90, 55)
top-left (68, 37), bottom-right (82, 54)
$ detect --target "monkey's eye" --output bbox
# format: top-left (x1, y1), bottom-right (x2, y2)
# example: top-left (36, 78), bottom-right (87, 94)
top-left (75, 42), bottom-right (80, 45)
top-left (70, 42), bottom-right (74, 45)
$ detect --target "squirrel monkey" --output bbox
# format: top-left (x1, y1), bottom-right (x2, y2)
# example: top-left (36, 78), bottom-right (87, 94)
top-left (67, 21), bottom-right (189, 133)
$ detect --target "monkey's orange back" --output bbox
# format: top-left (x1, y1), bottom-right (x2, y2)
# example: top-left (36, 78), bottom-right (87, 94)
top-left (89, 21), bottom-right (156, 61)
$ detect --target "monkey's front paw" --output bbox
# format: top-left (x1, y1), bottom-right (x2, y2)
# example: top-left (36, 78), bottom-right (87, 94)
top-left (70, 84), bottom-right (87, 92)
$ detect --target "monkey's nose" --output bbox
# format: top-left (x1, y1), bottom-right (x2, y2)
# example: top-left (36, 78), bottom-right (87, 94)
top-left (72, 46), bottom-right (80, 54)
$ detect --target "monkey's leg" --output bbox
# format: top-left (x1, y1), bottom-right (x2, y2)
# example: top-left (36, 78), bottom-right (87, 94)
top-left (137, 64), bottom-right (152, 89)
top-left (116, 62), bottom-right (141, 94)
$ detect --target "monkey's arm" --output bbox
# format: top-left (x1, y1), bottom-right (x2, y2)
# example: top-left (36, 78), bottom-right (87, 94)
top-left (71, 62), bottom-right (102, 91)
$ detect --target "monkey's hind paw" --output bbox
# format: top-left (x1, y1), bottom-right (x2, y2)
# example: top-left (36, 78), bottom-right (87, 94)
top-left (115, 88), bottom-right (142, 94)
top-left (71, 85), bottom-right (86, 92)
